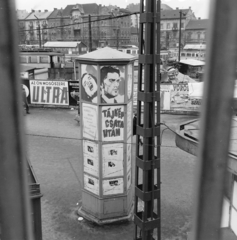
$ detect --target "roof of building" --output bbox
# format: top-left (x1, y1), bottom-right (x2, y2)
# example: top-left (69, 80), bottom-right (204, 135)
top-left (44, 41), bottom-right (83, 48)
top-left (126, 3), bottom-right (172, 12)
top-left (75, 47), bottom-right (137, 62)
top-left (185, 19), bottom-right (209, 30)
top-left (63, 3), bottom-right (99, 16)
top-left (82, 3), bottom-right (99, 14)
top-left (161, 9), bottom-right (190, 19)
top-left (161, 4), bottom-right (173, 10)
top-left (26, 10), bottom-right (53, 20)
top-left (17, 10), bottom-right (30, 20)
top-left (48, 8), bottom-right (63, 18)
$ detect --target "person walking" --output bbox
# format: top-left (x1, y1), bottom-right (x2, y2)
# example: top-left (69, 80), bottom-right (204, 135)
top-left (22, 86), bottom-right (30, 114)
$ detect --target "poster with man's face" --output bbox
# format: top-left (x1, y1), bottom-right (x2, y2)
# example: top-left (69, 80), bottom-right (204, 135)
top-left (81, 64), bottom-right (98, 103)
top-left (100, 65), bottom-right (125, 104)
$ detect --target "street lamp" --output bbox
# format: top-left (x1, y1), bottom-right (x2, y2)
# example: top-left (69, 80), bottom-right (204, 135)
top-left (34, 15), bottom-right (42, 48)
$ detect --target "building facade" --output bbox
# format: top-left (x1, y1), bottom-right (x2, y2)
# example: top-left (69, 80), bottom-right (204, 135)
top-left (160, 7), bottom-right (196, 49)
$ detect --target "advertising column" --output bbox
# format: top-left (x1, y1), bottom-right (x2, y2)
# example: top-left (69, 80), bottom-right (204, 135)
top-left (77, 49), bottom-right (135, 224)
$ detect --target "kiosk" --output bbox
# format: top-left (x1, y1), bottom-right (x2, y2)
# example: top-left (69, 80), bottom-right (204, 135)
top-left (75, 47), bottom-right (136, 223)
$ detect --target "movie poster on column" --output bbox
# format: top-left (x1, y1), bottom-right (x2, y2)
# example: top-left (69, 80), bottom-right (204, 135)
top-left (101, 105), bottom-right (124, 141)
top-left (102, 143), bottom-right (123, 178)
top-left (84, 174), bottom-right (99, 195)
top-left (127, 64), bottom-right (133, 100)
top-left (81, 64), bottom-right (98, 103)
top-left (82, 103), bottom-right (98, 140)
top-left (100, 65), bottom-right (125, 104)
top-left (127, 101), bottom-right (132, 139)
top-left (127, 137), bottom-right (132, 173)
top-left (103, 178), bottom-right (124, 195)
top-left (83, 140), bottom-right (99, 177)
top-left (127, 170), bottom-right (131, 190)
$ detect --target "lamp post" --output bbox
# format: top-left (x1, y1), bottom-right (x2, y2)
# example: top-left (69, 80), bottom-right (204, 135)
top-left (34, 15), bottom-right (41, 48)
top-left (178, 10), bottom-right (182, 61)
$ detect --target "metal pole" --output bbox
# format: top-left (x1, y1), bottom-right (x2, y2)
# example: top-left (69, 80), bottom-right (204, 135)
top-left (34, 15), bottom-right (41, 48)
top-left (178, 10), bottom-right (182, 61)
top-left (89, 15), bottom-right (92, 52)
top-left (192, 0), bottom-right (237, 239)
top-left (0, 0), bottom-right (34, 239)
top-left (134, 0), bottom-right (160, 239)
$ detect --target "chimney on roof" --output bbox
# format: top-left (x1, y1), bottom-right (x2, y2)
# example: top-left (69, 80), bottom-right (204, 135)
top-left (31, 9), bottom-right (35, 12)
top-left (54, 8), bottom-right (57, 10)
top-left (189, 6), bottom-right (191, 9)
top-left (176, 7), bottom-right (179, 10)
top-left (198, 17), bottom-right (201, 20)
top-left (45, 10), bottom-right (48, 12)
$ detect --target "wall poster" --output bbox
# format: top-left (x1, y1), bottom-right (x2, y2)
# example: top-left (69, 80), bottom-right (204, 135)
top-left (127, 64), bottom-right (133, 100)
top-left (100, 65), bottom-right (125, 104)
top-left (102, 143), bottom-right (124, 178)
top-left (82, 103), bottom-right (98, 140)
top-left (127, 101), bottom-right (132, 139)
top-left (81, 64), bottom-right (98, 103)
top-left (127, 137), bottom-right (132, 173)
top-left (30, 80), bottom-right (69, 105)
top-left (103, 178), bottom-right (124, 195)
top-left (84, 174), bottom-right (99, 195)
top-left (101, 105), bottom-right (124, 141)
top-left (83, 140), bottom-right (99, 177)
top-left (127, 170), bottom-right (131, 190)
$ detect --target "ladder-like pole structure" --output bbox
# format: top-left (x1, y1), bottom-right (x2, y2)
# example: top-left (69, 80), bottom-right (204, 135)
top-left (134, 0), bottom-right (160, 239)
top-left (192, 0), bottom-right (237, 239)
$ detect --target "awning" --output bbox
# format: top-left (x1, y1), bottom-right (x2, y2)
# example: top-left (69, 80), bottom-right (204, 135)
top-left (179, 59), bottom-right (205, 66)
top-left (183, 44), bottom-right (206, 50)
top-left (44, 41), bottom-right (82, 48)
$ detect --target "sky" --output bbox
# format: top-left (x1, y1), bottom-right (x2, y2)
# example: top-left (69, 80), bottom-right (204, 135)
top-left (15, 0), bottom-right (211, 19)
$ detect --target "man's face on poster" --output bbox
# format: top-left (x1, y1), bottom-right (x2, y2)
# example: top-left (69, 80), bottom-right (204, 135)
top-left (103, 72), bottom-right (121, 97)
top-left (82, 74), bottom-right (97, 97)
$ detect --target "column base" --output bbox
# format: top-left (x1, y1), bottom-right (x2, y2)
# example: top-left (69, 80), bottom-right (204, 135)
top-left (77, 204), bottom-right (134, 225)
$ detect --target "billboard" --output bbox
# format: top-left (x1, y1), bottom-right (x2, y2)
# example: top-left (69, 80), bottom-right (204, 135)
top-left (29, 80), bottom-right (69, 105)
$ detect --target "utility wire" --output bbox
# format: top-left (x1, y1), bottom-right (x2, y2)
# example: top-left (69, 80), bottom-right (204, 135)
top-left (18, 11), bottom-right (139, 33)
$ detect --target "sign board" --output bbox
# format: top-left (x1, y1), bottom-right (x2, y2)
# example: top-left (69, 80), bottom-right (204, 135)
top-left (101, 105), bottom-right (124, 141)
top-left (82, 103), bottom-right (98, 140)
top-left (103, 178), bottom-right (124, 195)
top-left (29, 80), bottom-right (69, 105)
top-left (83, 140), bottom-right (99, 177)
top-left (102, 143), bottom-right (124, 178)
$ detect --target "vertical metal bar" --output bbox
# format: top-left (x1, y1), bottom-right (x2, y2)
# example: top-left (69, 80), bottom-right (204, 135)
top-left (89, 15), bottom-right (92, 52)
top-left (178, 11), bottom-right (182, 62)
top-left (193, 0), bottom-right (237, 239)
top-left (156, 1), bottom-right (161, 239)
top-left (0, 0), bottom-right (34, 240)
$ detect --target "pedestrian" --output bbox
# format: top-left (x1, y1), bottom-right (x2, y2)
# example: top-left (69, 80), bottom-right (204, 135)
top-left (22, 86), bottom-right (30, 114)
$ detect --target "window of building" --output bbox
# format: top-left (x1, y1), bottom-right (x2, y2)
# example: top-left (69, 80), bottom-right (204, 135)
top-left (167, 23), bottom-right (170, 29)
top-left (161, 23), bottom-right (163, 29)
top-left (29, 56), bottom-right (38, 63)
top-left (173, 23), bottom-right (178, 29)
top-left (20, 56), bottom-right (27, 63)
top-left (181, 23), bottom-right (184, 28)
top-left (187, 53), bottom-right (191, 57)
top-left (181, 53), bottom-right (186, 57)
top-left (197, 32), bottom-right (201, 40)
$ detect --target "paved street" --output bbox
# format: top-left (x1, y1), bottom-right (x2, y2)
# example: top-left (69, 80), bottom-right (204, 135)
top-left (23, 108), bottom-right (197, 240)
